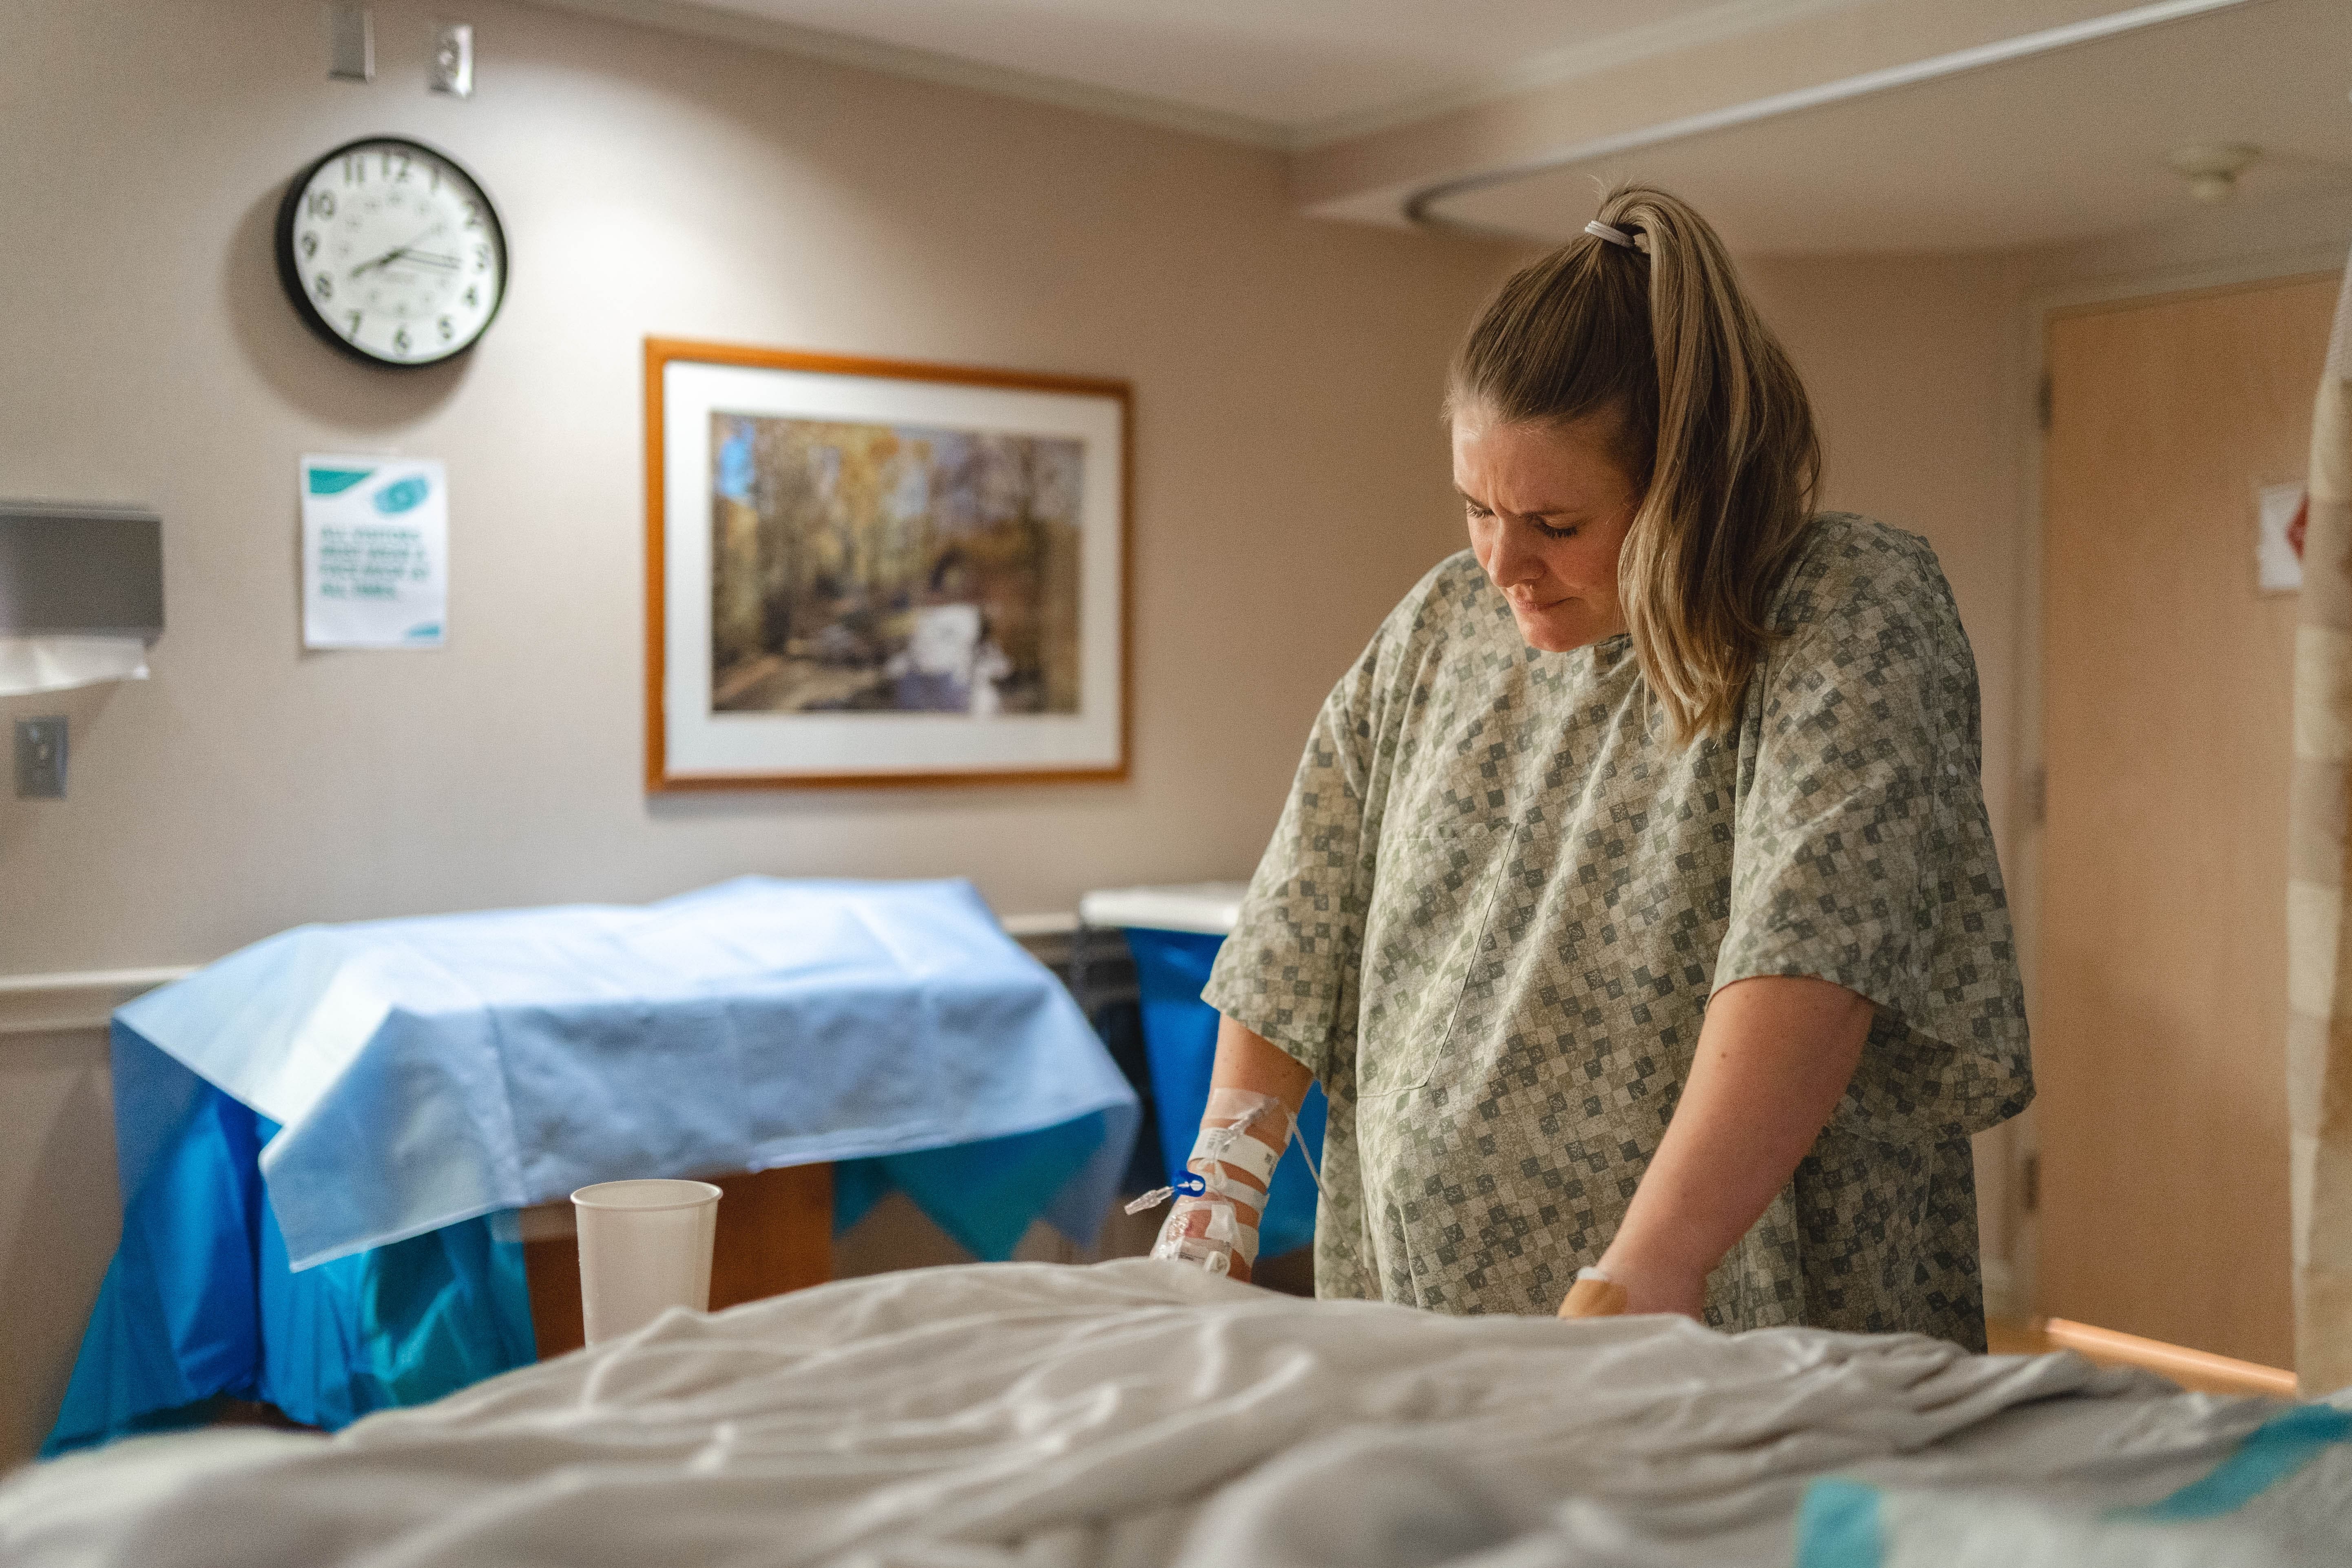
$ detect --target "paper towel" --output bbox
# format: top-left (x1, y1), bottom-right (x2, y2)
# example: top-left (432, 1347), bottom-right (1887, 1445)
top-left (0, 635), bottom-right (150, 696)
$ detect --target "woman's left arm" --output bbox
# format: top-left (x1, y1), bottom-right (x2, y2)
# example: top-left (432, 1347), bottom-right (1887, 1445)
top-left (1578, 975), bottom-right (1874, 1317)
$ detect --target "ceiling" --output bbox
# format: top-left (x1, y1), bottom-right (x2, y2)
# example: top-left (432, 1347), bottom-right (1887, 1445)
top-left (639, 0), bottom-right (1871, 146)
top-left (1427, 0), bottom-right (2352, 252)
top-left (554, 0), bottom-right (2352, 254)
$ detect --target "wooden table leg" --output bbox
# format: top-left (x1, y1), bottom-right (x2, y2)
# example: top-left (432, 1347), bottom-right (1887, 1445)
top-left (522, 1234), bottom-right (588, 1359)
top-left (708, 1163), bottom-right (834, 1307)
top-left (522, 1162), bottom-right (834, 1359)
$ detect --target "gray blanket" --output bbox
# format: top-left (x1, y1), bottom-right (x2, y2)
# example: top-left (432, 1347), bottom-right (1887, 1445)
top-left (2, 1261), bottom-right (2344, 1566)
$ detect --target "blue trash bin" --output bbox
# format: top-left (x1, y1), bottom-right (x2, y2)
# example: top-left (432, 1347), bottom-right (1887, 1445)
top-left (1080, 885), bottom-right (1327, 1260)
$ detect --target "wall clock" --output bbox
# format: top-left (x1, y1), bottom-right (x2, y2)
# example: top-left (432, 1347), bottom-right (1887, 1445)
top-left (274, 135), bottom-right (508, 368)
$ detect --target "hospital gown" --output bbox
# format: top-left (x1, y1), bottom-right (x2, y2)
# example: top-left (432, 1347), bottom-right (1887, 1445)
top-left (1202, 513), bottom-right (2032, 1346)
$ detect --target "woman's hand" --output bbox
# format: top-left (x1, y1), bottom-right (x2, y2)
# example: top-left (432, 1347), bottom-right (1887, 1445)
top-left (1557, 1261), bottom-right (1704, 1319)
top-left (1151, 1194), bottom-right (1261, 1281)
top-left (1577, 975), bottom-right (1873, 1320)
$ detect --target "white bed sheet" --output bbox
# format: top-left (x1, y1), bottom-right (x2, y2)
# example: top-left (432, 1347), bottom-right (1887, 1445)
top-left (0, 1259), bottom-right (2339, 1567)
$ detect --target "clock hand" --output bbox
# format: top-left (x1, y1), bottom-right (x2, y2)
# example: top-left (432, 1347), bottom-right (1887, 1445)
top-left (349, 229), bottom-right (441, 277)
top-left (350, 247), bottom-right (418, 278)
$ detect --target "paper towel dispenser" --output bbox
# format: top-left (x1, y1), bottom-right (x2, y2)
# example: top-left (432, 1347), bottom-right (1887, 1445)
top-left (1, 502), bottom-right (164, 698)
top-left (0, 502), bottom-right (164, 639)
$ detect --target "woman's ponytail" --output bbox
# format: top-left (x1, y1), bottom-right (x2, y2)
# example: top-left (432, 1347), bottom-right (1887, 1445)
top-left (1447, 183), bottom-right (1820, 743)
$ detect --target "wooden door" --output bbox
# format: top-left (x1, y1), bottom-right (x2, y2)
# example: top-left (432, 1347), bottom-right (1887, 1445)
top-left (2039, 273), bottom-right (2339, 1369)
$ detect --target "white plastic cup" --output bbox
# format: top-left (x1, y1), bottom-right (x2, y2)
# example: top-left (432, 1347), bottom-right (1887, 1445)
top-left (571, 1179), bottom-right (722, 1346)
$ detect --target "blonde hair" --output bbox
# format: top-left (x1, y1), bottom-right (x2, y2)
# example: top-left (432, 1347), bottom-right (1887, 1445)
top-left (1446, 184), bottom-right (1820, 743)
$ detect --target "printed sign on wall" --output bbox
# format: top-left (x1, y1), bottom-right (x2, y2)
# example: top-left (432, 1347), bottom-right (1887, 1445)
top-left (300, 455), bottom-right (449, 649)
top-left (2258, 480), bottom-right (2308, 595)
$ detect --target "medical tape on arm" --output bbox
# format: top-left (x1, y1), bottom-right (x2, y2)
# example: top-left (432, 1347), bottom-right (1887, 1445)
top-left (1190, 1122), bottom-right (1281, 1188)
top-left (1128, 1088), bottom-right (1294, 1273)
top-left (1191, 1087), bottom-right (1292, 1191)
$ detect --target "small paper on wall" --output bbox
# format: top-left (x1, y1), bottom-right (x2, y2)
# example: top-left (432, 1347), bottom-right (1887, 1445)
top-left (301, 456), bottom-right (449, 648)
top-left (2258, 480), bottom-right (2307, 594)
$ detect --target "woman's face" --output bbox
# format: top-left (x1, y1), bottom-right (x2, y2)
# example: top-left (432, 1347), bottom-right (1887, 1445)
top-left (1452, 407), bottom-right (1643, 653)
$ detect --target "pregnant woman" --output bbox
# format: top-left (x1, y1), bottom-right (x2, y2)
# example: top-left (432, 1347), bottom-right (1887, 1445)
top-left (1164, 184), bottom-right (2032, 1347)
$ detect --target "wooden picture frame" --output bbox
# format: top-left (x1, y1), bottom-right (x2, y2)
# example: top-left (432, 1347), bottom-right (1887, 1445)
top-left (645, 339), bottom-right (1131, 790)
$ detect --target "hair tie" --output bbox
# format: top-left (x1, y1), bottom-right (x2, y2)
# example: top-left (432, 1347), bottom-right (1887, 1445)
top-left (1584, 219), bottom-right (1639, 250)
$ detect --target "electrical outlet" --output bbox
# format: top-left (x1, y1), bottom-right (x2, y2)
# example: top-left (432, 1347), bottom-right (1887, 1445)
top-left (431, 21), bottom-right (473, 97)
top-left (14, 717), bottom-right (66, 798)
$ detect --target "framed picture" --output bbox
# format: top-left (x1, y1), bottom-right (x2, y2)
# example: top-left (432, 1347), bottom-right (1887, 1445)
top-left (645, 339), bottom-right (1130, 790)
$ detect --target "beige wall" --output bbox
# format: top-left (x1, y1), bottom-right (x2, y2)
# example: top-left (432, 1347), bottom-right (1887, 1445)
top-left (0, 0), bottom-right (1513, 977)
top-left (1742, 252), bottom-right (2030, 850)
top-left (0, 1031), bottom-right (117, 1466)
top-left (0, 0), bottom-right (1517, 1466)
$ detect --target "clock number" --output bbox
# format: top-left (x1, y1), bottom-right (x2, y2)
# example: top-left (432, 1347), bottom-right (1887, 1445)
top-left (473, 244), bottom-right (491, 271)
top-left (393, 326), bottom-right (411, 355)
top-left (438, 316), bottom-right (454, 342)
top-left (300, 232), bottom-right (318, 259)
top-left (346, 310), bottom-right (363, 338)
top-left (340, 155), bottom-right (364, 184)
top-left (307, 190), bottom-right (336, 219)
top-left (463, 204), bottom-right (481, 230)
top-left (385, 150), bottom-right (412, 181)
top-left (462, 285), bottom-right (478, 308)
top-left (314, 273), bottom-right (334, 301)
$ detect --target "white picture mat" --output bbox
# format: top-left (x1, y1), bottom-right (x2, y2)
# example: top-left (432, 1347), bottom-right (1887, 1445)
top-left (662, 360), bottom-right (1124, 777)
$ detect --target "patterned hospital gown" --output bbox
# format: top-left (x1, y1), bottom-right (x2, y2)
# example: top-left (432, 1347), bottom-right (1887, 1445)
top-left (1202, 514), bottom-right (2032, 1348)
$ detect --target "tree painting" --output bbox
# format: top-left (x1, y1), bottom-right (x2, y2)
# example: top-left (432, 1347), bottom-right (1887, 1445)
top-left (708, 413), bottom-right (1084, 716)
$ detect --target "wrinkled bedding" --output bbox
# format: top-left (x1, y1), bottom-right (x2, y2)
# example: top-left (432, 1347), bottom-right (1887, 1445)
top-left (2, 1260), bottom-right (2345, 1567)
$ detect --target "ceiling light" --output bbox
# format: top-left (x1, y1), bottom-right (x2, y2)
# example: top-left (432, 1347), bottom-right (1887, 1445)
top-left (2166, 143), bottom-right (2261, 204)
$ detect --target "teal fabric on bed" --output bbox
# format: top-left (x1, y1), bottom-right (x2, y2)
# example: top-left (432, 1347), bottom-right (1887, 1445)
top-left (1790, 1401), bottom-right (2352, 1566)
top-left (43, 1045), bottom-right (535, 1455)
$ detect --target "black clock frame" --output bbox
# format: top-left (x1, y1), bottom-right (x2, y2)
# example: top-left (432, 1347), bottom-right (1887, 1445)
top-left (273, 134), bottom-right (510, 370)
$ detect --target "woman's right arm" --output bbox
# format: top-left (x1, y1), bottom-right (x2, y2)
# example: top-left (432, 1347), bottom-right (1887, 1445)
top-left (1197, 1014), bottom-right (1315, 1283)
top-left (1192, 581), bottom-right (1427, 1279)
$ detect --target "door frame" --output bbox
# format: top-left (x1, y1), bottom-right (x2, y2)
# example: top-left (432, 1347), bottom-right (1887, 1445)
top-left (2007, 243), bottom-right (2348, 1318)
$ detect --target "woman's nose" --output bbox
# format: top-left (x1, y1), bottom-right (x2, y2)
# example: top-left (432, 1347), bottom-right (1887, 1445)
top-left (1485, 522), bottom-right (1542, 587)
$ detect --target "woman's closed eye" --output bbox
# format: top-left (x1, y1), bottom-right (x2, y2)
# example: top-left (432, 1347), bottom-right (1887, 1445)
top-left (1464, 501), bottom-right (1578, 540)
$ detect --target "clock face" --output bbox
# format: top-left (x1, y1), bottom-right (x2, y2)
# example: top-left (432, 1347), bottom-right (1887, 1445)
top-left (274, 137), bottom-right (508, 368)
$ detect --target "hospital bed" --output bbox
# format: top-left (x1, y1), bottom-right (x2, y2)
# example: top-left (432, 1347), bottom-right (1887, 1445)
top-left (4, 1258), bottom-right (2346, 1568)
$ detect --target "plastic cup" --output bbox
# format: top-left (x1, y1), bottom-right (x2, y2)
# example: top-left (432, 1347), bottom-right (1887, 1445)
top-left (571, 1179), bottom-right (722, 1346)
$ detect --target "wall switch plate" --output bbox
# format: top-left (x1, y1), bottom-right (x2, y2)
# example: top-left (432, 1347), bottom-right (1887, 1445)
top-left (431, 21), bottom-right (473, 97)
top-left (327, 2), bottom-right (374, 82)
top-left (14, 717), bottom-right (66, 798)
